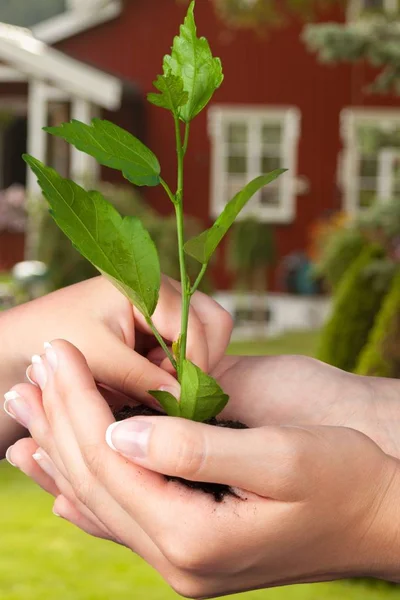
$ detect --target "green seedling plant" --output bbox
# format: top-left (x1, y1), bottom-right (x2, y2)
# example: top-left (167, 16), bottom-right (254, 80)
top-left (23, 1), bottom-right (285, 423)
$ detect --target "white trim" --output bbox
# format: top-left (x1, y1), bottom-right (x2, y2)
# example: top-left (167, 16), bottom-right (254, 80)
top-left (70, 98), bottom-right (99, 184)
top-left (0, 24), bottom-right (122, 110)
top-left (340, 108), bottom-right (400, 214)
top-left (26, 81), bottom-right (48, 194)
top-left (32, 1), bottom-right (122, 45)
top-left (0, 67), bottom-right (26, 81)
top-left (208, 105), bottom-right (301, 223)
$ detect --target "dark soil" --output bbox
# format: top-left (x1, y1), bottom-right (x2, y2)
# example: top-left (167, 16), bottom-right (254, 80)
top-left (113, 405), bottom-right (248, 502)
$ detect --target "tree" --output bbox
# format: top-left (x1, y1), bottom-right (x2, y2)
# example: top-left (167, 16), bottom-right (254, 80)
top-left (303, 14), bottom-right (400, 94)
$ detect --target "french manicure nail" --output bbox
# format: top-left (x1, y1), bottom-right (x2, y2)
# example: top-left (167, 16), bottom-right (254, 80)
top-left (33, 449), bottom-right (58, 479)
top-left (4, 390), bottom-right (31, 428)
top-left (5, 446), bottom-right (17, 467)
top-left (26, 365), bottom-right (38, 387)
top-left (44, 342), bottom-right (58, 372)
top-left (31, 355), bottom-right (47, 390)
top-left (106, 420), bottom-right (152, 459)
top-left (53, 507), bottom-right (61, 518)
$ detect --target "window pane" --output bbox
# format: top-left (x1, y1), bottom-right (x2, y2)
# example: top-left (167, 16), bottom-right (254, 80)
top-left (227, 123), bottom-right (248, 144)
top-left (260, 184), bottom-right (280, 207)
top-left (227, 155), bottom-right (247, 174)
top-left (359, 189), bottom-right (376, 208)
top-left (0, 0), bottom-right (66, 27)
top-left (261, 124), bottom-right (282, 144)
top-left (359, 157), bottom-right (378, 178)
top-left (261, 154), bottom-right (281, 173)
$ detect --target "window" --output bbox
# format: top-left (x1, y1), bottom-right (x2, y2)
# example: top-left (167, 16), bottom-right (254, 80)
top-left (0, 1), bottom-right (67, 28)
top-left (208, 106), bottom-right (300, 223)
top-left (340, 109), bottom-right (400, 214)
top-left (347, 0), bottom-right (398, 20)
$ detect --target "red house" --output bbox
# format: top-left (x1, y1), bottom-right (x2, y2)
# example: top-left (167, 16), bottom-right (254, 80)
top-left (0, 0), bottom-right (399, 294)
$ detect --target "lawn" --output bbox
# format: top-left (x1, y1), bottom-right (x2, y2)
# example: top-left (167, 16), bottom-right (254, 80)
top-left (0, 329), bottom-right (396, 600)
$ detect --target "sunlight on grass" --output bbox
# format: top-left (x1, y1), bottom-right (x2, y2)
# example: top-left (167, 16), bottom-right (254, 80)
top-left (0, 330), bottom-right (396, 599)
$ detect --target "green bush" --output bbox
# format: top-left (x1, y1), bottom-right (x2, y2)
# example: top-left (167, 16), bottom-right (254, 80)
top-left (318, 244), bottom-right (389, 372)
top-left (313, 226), bottom-right (367, 291)
top-left (356, 268), bottom-right (400, 378)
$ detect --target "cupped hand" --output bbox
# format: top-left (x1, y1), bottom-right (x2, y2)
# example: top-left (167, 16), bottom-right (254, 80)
top-left (7, 341), bottom-right (400, 598)
top-left (0, 276), bottom-right (233, 454)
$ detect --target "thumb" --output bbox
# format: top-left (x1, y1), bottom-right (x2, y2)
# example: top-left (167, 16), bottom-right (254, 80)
top-left (105, 417), bottom-right (313, 500)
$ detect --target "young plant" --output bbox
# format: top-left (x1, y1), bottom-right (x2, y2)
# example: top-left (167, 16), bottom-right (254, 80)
top-left (23, 1), bottom-right (285, 423)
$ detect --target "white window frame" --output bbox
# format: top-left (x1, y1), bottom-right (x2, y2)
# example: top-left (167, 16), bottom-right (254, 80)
top-left (347, 0), bottom-right (398, 21)
top-left (32, 0), bottom-right (122, 45)
top-left (340, 108), bottom-right (400, 214)
top-left (208, 105), bottom-right (301, 224)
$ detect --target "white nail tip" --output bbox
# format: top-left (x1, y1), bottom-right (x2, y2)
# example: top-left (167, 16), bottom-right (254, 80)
top-left (5, 447), bottom-right (17, 467)
top-left (32, 355), bottom-right (42, 364)
top-left (105, 422), bottom-right (119, 451)
top-left (25, 367), bottom-right (38, 386)
top-left (32, 452), bottom-right (42, 462)
top-left (4, 391), bottom-right (20, 402)
top-left (44, 342), bottom-right (52, 350)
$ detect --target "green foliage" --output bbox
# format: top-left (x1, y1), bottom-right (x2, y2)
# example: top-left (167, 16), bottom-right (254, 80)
top-left (227, 218), bottom-right (276, 277)
top-left (160, 1), bottom-right (224, 123)
top-left (45, 119), bottom-right (161, 187)
top-left (356, 269), bottom-right (400, 378)
top-left (23, 156), bottom-right (161, 319)
top-left (304, 18), bottom-right (400, 95)
top-left (25, 1), bottom-right (284, 422)
top-left (184, 171), bottom-right (284, 264)
top-left (147, 73), bottom-right (189, 115)
top-left (151, 360), bottom-right (229, 421)
top-left (314, 226), bottom-right (367, 291)
top-left (318, 244), bottom-right (389, 372)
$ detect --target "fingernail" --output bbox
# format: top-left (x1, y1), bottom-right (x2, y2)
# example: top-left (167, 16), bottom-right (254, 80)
top-left (44, 342), bottom-right (58, 372)
top-left (33, 449), bottom-right (58, 479)
top-left (5, 446), bottom-right (17, 467)
top-left (4, 390), bottom-right (31, 428)
top-left (158, 385), bottom-right (180, 401)
top-left (53, 506), bottom-right (61, 518)
top-left (26, 365), bottom-right (38, 387)
top-left (31, 355), bottom-right (47, 390)
top-left (106, 420), bottom-right (152, 459)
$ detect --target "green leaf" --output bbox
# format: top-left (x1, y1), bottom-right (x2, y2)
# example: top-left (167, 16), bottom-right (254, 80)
top-left (163, 0), bottom-right (223, 122)
top-left (147, 73), bottom-right (189, 115)
top-left (23, 155), bottom-right (160, 318)
top-left (149, 391), bottom-right (181, 417)
top-left (44, 119), bottom-right (161, 187)
top-left (184, 170), bottom-right (287, 264)
top-left (180, 360), bottom-right (229, 422)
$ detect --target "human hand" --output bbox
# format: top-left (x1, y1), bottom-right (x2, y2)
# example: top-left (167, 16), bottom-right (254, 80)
top-left (0, 276), bottom-right (233, 455)
top-left (214, 354), bottom-right (400, 460)
top-left (7, 341), bottom-right (400, 598)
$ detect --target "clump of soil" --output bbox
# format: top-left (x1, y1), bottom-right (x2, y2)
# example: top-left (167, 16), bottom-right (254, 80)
top-left (113, 405), bottom-right (248, 502)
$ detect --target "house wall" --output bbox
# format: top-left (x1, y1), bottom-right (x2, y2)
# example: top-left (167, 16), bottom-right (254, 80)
top-left (2, 0), bottom-right (399, 286)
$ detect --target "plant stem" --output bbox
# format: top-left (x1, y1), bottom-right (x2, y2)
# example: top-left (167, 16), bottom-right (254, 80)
top-left (174, 116), bottom-right (190, 377)
top-left (160, 178), bottom-right (176, 205)
top-left (191, 263), bottom-right (208, 295)
top-left (147, 317), bottom-right (177, 370)
top-left (182, 122), bottom-right (190, 155)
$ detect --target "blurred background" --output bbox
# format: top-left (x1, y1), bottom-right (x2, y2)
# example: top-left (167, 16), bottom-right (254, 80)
top-left (0, 0), bottom-right (400, 598)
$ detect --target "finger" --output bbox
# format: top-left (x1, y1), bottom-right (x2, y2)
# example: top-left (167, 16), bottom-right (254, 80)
top-left (106, 416), bottom-right (316, 500)
top-left (89, 334), bottom-right (181, 405)
top-left (8, 438), bottom-right (59, 497)
top-left (53, 495), bottom-right (117, 542)
top-left (35, 341), bottom-right (169, 554)
top-left (168, 278), bottom-right (234, 371)
top-left (133, 276), bottom-right (209, 372)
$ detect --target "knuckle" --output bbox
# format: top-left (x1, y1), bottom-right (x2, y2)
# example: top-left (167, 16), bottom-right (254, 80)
top-left (163, 533), bottom-right (209, 574)
top-left (167, 574), bottom-right (207, 599)
top-left (121, 364), bottom-right (146, 395)
top-left (71, 473), bottom-right (95, 506)
top-left (163, 429), bottom-right (206, 480)
top-left (81, 443), bottom-right (106, 479)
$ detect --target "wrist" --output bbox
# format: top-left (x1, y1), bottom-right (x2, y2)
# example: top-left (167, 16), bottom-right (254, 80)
top-left (360, 455), bottom-right (400, 583)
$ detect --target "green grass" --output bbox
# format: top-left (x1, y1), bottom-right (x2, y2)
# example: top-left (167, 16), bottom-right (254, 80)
top-left (0, 329), bottom-right (396, 599)
top-left (228, 330), bottom-right (320, 358)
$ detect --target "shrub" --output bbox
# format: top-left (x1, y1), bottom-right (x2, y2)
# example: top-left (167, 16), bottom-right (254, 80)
top-left (356, 268), bottom-right (400, 378)
top-left (317, 244), bottom-right (389, 372)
